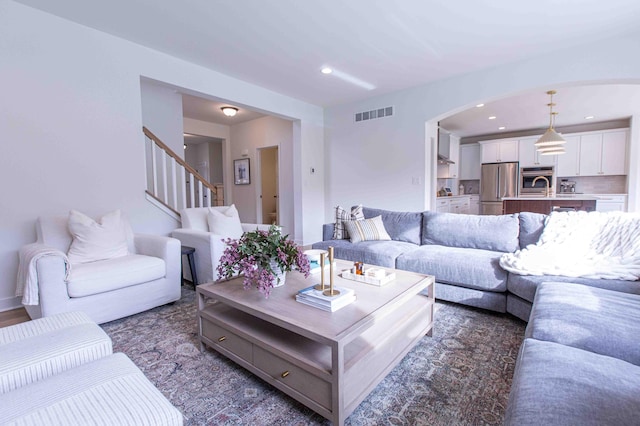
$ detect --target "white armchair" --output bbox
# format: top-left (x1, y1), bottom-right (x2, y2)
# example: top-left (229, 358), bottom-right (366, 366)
top-left (21, 214), bottom-right (181, 324)
top-left (171, 207), bottom-right (271, 285)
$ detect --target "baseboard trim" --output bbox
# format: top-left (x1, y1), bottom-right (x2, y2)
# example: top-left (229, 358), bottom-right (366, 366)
top-left (0, 295), bottom-right (23, 313)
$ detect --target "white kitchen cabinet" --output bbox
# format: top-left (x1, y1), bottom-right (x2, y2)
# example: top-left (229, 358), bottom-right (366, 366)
top-left (459, 143), bottom-right (481, 180)
top-left (556, 135), bottom-right (580, 176)
top-left (437, 135), bottom-right (460, 178)
top-left (587, 194), bottom-right (628, 212)
top-left (479, 140), bottom-right (518, 163)
top-left (450, 196), bottom-right (470, 214)
top-left (518, 137), bottom-right (557, 168)
top-left (601, 131), bottom-right (627, 175)
top-left (556, 129), bottom-right (628, 177)
top-left (436, 198), bottom-right (449, 213)
top-left (469, 195), bottom-right (480, 215)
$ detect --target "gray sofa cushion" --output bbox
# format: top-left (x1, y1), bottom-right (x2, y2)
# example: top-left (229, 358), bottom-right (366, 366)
top-left (396, 245), bottom-right (508, 292)
top-left (518, 212), bottom-right (546, 248)
top-left (311, 239), bottom-right (418, 268)
top-left (505, 339), bottom-right (640, 426)
top-left (362, 207), bottom-right (422, 245)
top-left (526, 282), bottom-right (640, 366)
top-left (507, 273), bottom-right (640, 303)
top-left (421, 211), bottom-right (520, 252)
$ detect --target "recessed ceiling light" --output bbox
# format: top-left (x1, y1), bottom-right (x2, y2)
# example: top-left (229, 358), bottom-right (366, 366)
top-left (320, 68), bottom-right (375, 90)
top-left (498, 126), bottom-right (506, 130)
top-left (584, 115), bottom-right (595, 120)
top-left (476, 103), bottom-right (485, 108)
top-left (488, 116), bottom-right (496, 120)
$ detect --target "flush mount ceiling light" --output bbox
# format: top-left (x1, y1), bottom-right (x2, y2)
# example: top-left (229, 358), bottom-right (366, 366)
top-left (321, 67), bottom-right (333, 74)
top-left (221, 106), bottom-right (238, 117)
top-left (534, 90), bottom-right (566, 155)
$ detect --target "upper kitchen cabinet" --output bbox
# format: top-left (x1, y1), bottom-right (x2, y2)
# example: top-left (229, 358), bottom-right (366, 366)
top-left (518, 137), bottom-right (557, 168)
top-left (479, 140), bottom-right (518, 163)
top-left (556, 129), bottom-right (628, 177)
top-left (437, 132), bottom-right (460, 178)
top-left (459, 143), bottom-right (481, 180)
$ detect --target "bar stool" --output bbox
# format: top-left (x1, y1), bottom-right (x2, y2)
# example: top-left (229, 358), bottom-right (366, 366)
top-left (180, 246), bottom-right (197, 288)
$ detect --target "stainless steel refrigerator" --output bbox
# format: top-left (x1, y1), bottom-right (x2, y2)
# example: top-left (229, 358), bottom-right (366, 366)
top-left (480, 162), bottom-right (519, 215)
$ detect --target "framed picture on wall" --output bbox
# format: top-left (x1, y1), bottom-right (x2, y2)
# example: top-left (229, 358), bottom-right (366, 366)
top-left (234, 158), bottom-right (250, 185)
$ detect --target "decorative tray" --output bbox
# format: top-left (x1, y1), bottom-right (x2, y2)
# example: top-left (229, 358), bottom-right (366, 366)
top-left (340, 269), bottom-right (396, 287)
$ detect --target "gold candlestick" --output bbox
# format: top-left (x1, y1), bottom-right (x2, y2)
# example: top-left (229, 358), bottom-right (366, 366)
top-left (313, 252), bottom-right (326, 291)
top-left (323, 246), bottom-right (340, 297)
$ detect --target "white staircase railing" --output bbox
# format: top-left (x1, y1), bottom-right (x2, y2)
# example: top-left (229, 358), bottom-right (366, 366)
top-left (143, 127), bottom-right (223, 216)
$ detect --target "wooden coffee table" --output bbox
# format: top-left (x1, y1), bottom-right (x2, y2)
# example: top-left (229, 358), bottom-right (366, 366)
top-left (197, 259), bottom-right (434, 425)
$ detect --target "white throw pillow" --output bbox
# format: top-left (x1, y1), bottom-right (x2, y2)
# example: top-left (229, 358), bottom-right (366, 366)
top-left (207, 204), bottom-right (244, 240)
top-left (344, 216), bottom-right (392, 243)
top-left (67, 209), bottom-right (129, 264)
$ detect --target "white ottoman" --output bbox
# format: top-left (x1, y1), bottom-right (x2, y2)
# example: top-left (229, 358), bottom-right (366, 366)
top-left (0, 311), bottom-right (112, 393)
top-left (0, 353), bottom-right (183, 425)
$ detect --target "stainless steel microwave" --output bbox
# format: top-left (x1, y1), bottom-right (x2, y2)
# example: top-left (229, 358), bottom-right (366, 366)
top-left (520, 166), bottom-right (554, 195)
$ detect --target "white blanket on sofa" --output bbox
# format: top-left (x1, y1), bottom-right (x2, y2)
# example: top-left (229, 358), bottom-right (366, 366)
top-left (16, 243), bottom-right (71, 305)
top-left (500, 211), bottom-right (640, 280)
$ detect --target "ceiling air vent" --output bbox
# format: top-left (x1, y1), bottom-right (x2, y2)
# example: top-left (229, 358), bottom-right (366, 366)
top-left (355, 106), bottom-right (393, 122)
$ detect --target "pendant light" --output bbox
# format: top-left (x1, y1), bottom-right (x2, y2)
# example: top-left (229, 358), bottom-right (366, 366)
top-left (535, 90), bottom-right (566, 155)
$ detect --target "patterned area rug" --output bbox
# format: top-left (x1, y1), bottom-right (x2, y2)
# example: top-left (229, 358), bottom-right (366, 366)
top-left (101, 288), bottom-right (525, 425)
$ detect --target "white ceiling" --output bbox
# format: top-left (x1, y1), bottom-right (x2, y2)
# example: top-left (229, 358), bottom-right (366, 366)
top-left (15, 0), bottom-right (640, 110)
top-left (440, 84), bottom-right (640, 138)
top-left (182, 94), bottom-right (266, 126)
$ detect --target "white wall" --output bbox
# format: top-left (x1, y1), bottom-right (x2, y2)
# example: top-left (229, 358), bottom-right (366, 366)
top-left (324, 31), bottom-right (640, 220)
top-left (140, 80), bottom-right (184, 155)
top-left (230, 117), bottom-right (295, 235)
top-left (141, 80), bottom-right (185, 204)
top-left (0, 2), bottom-right (324, 311)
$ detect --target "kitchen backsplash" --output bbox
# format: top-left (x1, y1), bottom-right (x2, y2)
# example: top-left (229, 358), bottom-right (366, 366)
top-left (557, 175), bottom-right (627, 194)
top-left (460, 180), bottom-right (480, 195)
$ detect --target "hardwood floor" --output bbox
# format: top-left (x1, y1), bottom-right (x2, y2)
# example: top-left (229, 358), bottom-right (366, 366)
top-left (0, 307), bottom-right (30, 328)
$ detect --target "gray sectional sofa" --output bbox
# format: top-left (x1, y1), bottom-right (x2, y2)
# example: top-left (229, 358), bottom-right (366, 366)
top-left (312, 206), bottom-right (640, 321)
top-left (505, 282), bottom-right (640, 425)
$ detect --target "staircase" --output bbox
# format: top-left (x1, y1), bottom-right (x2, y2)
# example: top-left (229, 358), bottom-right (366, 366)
top-left (143, 127), bottom-right (223, 218)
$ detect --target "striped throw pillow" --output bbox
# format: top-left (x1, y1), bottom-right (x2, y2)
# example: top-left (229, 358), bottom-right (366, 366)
top-left (333, 205), bottom-right (364, 239)
top-left (344, 216), bottom-right (391, 243)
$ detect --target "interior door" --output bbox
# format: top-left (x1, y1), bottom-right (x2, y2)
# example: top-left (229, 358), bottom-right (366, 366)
top-left (259, 147), bottom-right (279, 224)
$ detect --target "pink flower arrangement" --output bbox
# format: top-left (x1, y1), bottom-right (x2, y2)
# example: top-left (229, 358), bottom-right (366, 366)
top-left (216, 225), bottom-right (310, 297)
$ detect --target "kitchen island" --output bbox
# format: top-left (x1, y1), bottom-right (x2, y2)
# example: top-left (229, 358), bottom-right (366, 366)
top-left (502, 196), bottom-right (598, 214)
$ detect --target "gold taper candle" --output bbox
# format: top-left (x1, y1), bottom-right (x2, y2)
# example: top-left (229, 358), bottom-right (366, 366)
top-left (323, 246), bottom-right (340, 296)
top-left (313, 252), bottom-right (326, 291)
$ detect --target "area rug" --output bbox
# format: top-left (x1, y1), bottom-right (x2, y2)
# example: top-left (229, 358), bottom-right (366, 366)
top-left (101, 288), bottom-right (525, 425)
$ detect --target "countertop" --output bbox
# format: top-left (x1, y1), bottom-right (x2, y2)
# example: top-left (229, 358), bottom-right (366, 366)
top-left (436, 194), bottom-right (478, 199)
top-left (502, 195), bottom-right (600, 201)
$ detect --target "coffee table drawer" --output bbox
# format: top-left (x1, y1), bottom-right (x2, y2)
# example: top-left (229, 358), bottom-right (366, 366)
top-left (201, 318), bottom-right (253, 362)
top-left (253, 345), bottom-right (331, 410)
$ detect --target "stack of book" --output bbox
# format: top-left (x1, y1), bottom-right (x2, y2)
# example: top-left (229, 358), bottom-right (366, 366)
top-left (296, 285), bottom-right (356, 312)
